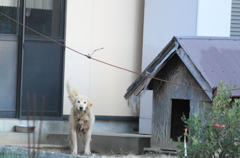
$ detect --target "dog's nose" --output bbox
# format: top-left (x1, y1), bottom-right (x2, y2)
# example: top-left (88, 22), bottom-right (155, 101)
top-left (79, 107), bottom-right (83, 111)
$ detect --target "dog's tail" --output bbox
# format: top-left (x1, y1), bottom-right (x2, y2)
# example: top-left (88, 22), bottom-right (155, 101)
top-left (66, 80), bottom-right (79, 101)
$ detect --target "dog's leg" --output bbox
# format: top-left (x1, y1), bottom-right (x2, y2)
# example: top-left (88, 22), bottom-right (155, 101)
top-left (71, 129), bottom-right (78, 155)
top-left (84, 130), bottom-right (92, 155)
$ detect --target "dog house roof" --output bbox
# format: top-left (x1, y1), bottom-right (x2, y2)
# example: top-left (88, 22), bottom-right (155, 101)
top-left (124, 36), bottom-right (240, 100)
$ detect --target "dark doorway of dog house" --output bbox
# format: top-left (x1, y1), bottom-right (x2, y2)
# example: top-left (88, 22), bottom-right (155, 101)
top-left (170, 99), bottom-right (190, 142)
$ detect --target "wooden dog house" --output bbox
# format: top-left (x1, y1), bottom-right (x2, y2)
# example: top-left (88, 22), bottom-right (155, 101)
top-left (124, 36), bottom-right (240, 151)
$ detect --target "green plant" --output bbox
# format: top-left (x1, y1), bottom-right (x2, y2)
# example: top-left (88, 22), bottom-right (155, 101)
top-left (177, 82), bottom-right (240, 158)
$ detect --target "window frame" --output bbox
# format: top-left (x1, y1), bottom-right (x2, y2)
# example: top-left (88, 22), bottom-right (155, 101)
top-left (0, 0), bottom-right (66, 120)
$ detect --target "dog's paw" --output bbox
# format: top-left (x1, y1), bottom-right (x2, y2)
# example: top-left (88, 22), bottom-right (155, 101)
top-left (71, 149), bottom-right (78, 155)
top-left (84, 149), bottom-right (91, 155)
top-left (71, 152), bottom-right (78, 155)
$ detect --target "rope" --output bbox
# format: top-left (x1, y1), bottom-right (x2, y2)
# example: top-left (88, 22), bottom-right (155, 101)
top-left (1, 11), bottom-right (239, 94)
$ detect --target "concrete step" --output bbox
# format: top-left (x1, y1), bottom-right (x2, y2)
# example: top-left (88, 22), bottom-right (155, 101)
top-left (0, 132), bottom-right (150, 155)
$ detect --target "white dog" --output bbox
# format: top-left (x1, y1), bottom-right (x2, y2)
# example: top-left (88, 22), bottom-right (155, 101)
top-left (67, 81), bottom-right (95, 155)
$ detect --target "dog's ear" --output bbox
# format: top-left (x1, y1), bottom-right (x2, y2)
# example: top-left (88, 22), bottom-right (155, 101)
top-left (88, 100), bottom-right (93, 107)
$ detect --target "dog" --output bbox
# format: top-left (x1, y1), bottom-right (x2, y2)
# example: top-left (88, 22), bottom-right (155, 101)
top-left (67, 81), bottom-right (95, 155)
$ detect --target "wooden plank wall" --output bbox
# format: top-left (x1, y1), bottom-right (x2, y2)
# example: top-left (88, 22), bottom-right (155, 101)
top-left (149, 54), bottom-right (211, 150)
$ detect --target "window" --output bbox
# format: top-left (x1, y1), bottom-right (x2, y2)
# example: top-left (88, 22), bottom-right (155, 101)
top-left (21, 0), bottom-right (65, 118)
top-left (0, 0), bottom-right (65, 119)
top-left (25, 0), bottom-right (63, 37)
top-left (0, 0), bottom-right (18, 34)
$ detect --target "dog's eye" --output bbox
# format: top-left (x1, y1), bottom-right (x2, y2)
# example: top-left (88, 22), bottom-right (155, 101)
top-left (84, 101), bottom-right (86, 104)
top-left (77, 101), bottom-right (80, 103)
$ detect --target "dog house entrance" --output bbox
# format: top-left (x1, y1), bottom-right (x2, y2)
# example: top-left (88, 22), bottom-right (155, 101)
top-left (170, 99), bottom-right (190, 142)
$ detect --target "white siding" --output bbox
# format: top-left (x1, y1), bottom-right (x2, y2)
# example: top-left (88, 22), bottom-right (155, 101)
top-left (196, 0), bottom-right (231, 36)
top-left (64, 0), bottom-right (144, 116)
top-left (231, 0), bottom-right (240, 36)
top-left (142, 0), bottom-right (198, 70)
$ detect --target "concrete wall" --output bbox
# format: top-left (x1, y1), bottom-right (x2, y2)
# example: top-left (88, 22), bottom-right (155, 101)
top-left (64, 0), bottom-right (144, 116)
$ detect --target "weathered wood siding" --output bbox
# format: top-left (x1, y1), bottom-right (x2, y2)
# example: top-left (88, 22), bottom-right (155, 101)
top-left (149, 54), bottom-right (211, 150)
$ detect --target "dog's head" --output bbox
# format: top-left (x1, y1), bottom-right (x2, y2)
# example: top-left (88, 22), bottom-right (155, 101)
top-left (67, 81), bottom-right (92, 111)
top-left (73, 95), bottom-right (92, 111)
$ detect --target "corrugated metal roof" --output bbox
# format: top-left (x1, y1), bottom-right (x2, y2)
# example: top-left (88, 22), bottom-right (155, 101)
top-left (124, 36), bottom-right (240, 99)
top-left (176, 36), bottom-right (240, 96)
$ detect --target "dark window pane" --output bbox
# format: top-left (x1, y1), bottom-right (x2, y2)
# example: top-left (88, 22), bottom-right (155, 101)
top-left (25, 0), bottom-right (63, 37)
top-left (0, 6), bottom-right (17, 34)
top-left (21, 41), bottom-right (63, 117)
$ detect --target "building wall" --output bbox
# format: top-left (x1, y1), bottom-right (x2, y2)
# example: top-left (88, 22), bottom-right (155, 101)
top-left (142, 0), bottom-right (232, 70)
top-left (142, 0), bottom-right (198, 70)
top-left (64, 0), bottom-right (144, 116)
top-left (196, 0), bottom-right (232, 36)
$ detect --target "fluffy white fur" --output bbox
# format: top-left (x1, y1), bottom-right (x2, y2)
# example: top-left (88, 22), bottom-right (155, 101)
top-left (67, 81), bottom-right (95, 155)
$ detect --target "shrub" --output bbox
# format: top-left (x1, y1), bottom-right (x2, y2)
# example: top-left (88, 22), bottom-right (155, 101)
top-left (177, 82), bottom-right (240, 158)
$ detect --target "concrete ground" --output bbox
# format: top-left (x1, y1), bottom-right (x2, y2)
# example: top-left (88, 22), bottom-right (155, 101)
top-left (0, 119), bottom-right (178, 157)
top-left (0, 131), bottom-right (151, 155)
top-left (37, 145), bottom-right (177, 158)
top-left (0, 145), bottom-right (177, 158)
